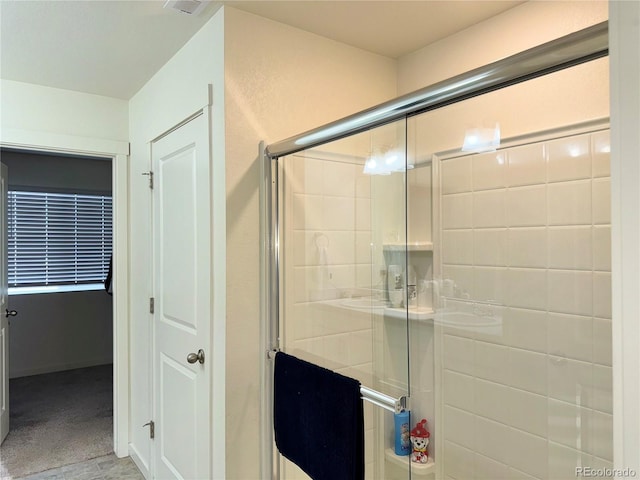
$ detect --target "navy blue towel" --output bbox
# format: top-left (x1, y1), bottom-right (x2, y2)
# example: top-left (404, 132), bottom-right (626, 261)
top-left (274, 352), bottom-right (364, 480)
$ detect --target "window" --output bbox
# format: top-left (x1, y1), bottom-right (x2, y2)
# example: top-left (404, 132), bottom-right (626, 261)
top-left (7, 190), bottom-right (112, 293)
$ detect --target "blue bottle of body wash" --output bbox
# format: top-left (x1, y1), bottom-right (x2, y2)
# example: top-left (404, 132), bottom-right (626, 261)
top-left (394, 410), bottom-right (411, 456)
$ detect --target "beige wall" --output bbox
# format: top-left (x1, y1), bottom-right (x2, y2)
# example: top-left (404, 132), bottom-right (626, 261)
top-left (398, 1), bottom-right (608, 95)
top-left (398, 1), bottom-right (608, 159)
top-left (408, 56), bottom-right (609, 162)
top-left (223, 7), bottom-right (397, 479)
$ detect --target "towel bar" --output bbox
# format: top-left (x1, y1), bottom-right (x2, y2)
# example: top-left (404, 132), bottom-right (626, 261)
top-left (268, 349), bottom-right (407, 413)
top-left (360, 385), bottom-right (407, 414)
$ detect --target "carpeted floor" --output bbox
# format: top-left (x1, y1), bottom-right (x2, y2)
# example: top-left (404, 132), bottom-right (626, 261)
top-left (0, 365), bottom-right (114, 479)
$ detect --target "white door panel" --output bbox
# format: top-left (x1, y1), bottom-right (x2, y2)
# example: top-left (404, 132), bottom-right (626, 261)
top-left (160, 149), bottom-right (197, 328)
top-left (153, 113), bottom-right (210, 480)
top-left (159, 354), bottom-right (197, 479)
top-left (1, 162), bottom-right (9, 444)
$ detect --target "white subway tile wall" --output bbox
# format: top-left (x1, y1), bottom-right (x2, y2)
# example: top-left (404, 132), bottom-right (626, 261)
top-left (440, 131), bottom-right (612, 479)
top-left (282, 155), bottom-right (382, 479)
top-left (472, 151), bottom-right (507, 191)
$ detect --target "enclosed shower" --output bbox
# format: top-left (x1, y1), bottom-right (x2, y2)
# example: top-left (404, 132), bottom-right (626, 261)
top-left (262, 22), bottom-right (611, 480)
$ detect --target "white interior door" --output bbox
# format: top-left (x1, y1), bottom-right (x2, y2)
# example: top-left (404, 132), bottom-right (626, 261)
top-left (1, 162), bottom-right (9, 445)
top-left (152, 112), bottom-right (211, 480)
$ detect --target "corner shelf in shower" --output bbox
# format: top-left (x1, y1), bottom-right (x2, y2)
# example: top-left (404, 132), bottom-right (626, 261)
top-left (383, 242), bottom-right (433, 252)
top-left (384, 448), bottom-right (435, 476)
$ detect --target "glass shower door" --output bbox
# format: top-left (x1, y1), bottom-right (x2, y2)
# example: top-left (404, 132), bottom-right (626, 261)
top-left (277, 119), bottom-right (415, 479)
top-left (406, 55), bottom-right (612, 480)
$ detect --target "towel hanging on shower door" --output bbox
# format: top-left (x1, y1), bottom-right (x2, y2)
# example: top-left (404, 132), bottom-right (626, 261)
top-left (274, 352), bottom-right (365, 480)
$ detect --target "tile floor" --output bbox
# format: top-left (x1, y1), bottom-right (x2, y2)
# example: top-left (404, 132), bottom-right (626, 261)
top-left (14, 454), bottom-right (144, 480)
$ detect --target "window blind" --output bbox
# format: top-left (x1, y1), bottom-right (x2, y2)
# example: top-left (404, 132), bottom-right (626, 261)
top-left (7, 191), bottom-right (113, 287)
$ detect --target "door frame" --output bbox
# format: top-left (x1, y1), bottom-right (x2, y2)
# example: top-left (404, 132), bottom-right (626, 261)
top-left (610, 1), bottom-right (640, 472)
top-left (0, 128), bottom-right (130, 457)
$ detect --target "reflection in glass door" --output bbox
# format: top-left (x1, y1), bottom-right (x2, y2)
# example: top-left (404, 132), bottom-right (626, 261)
top-left (407, 62), bottom-right (611, 478)
top-left (277, 119), bottom-right (418, 479)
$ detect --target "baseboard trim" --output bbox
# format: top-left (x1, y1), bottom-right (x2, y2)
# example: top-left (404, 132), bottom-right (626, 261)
top-left (129, 443), bottom-right (151, 479)
top-left (9, 358), bottom-right (113, 379)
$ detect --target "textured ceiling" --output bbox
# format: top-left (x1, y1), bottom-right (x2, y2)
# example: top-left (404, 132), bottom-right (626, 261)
top-left (0, 0), bottom-right (523, 100)
top-left (0, 0), bottom-right (222, 99)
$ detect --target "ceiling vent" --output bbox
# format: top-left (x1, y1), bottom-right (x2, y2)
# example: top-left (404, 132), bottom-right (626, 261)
top-left (163, 0), bottom-right (208, 16)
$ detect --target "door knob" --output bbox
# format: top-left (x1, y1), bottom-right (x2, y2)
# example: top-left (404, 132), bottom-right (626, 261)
top-left (187, 349), bottom-right (205, 365)
top-left (5, 309), bottom-right (17, 318)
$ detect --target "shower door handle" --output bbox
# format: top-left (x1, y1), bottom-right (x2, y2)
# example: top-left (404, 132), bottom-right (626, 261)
top-left (187, 349), bottom-right (205, 365)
